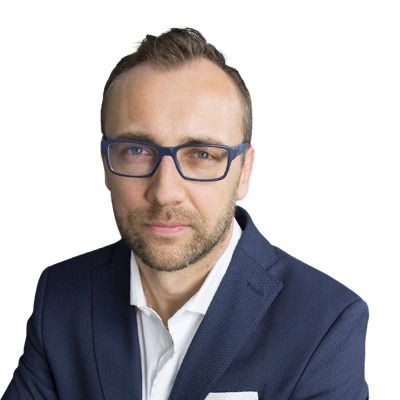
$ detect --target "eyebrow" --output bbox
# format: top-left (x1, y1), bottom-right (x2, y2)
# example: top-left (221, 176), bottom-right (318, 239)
top-left (115, 132), bottom-right (155, 142)
top-left (181, 136), bottom-right (225, 145)
top-left (114, 132), bottom-right (225, 146)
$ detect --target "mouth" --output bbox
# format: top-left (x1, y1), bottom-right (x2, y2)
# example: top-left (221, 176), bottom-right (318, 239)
top-left (144, 222), bottom-right (191, 236)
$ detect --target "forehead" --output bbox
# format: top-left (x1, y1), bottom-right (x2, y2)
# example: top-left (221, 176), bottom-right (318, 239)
top-left (103, 59), bottom-right (244, 145)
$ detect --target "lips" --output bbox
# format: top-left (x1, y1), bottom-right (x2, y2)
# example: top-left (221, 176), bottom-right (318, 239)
top-left (145, 221), bottom-right (191, 236)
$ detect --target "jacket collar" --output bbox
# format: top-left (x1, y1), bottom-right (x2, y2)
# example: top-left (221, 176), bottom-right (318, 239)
top-left (91, 241), bottom-right (142, 400)
top-left (91, 206), bottom-right (283, 400)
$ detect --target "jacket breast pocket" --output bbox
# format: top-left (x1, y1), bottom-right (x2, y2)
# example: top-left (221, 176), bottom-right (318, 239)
top-left (205, 392), bottom-right (258, 399)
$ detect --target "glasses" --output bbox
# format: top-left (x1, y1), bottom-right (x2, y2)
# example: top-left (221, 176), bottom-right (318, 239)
top-left (101, 136), bottom-right (250, 182)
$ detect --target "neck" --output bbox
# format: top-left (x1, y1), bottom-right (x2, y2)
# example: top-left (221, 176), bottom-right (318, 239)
top-left (136, 222), bottom-right (234, 327)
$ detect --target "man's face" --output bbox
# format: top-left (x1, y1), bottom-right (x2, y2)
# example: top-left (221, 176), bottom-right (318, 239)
top-left (102, 58), bottom-right (253, 272)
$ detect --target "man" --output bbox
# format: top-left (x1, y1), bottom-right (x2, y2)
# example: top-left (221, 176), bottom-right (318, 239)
top-left (3, 28), bottom-right (368, 400)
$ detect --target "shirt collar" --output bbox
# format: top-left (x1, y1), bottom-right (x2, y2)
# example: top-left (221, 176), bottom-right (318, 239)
top-left (130, 219), bottom-right (242, 316)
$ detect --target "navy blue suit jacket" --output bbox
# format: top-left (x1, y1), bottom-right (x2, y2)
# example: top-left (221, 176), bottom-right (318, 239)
top-left (3, 207), bottom-right (368, 399)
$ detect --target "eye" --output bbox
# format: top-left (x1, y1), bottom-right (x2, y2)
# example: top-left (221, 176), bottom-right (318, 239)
top-left (121, 144), bottom-right (154, 158)
top-left (195, 150), bottom-right (211, 160)
top-left (128, 146), bottom-right (145, 155)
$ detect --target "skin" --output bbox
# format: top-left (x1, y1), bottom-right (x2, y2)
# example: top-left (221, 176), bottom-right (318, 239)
top-left (103, 58), bottom-right (254, 326)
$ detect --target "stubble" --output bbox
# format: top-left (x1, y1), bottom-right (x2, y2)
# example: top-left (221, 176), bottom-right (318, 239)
top-left (113, 199), bottom-right (237, 272)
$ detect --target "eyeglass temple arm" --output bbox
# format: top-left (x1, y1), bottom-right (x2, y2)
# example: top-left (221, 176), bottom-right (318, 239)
top-left (234, 143), bottom-right (250, 157)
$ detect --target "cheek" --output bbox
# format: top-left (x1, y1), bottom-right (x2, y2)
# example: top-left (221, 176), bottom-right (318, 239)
top-left (189, 180), bottom-right (237, 220)
top-left (108, 177), bottom-right (146, 211)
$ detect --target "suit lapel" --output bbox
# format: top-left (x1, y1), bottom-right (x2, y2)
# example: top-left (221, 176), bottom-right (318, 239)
top-left (91, 241), bottom-right (142, 400)
top-left (169, 208), bottom-right (283, 400)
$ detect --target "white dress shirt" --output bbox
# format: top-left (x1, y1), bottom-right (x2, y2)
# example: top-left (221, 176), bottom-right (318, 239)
top-left (130, 220), bottom-right (242, 400)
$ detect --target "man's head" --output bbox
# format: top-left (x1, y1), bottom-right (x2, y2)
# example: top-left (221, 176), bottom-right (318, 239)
top-left (101, 27), bottom-right (252, 142)
top-left (101, 28), bottom-right (254, 272)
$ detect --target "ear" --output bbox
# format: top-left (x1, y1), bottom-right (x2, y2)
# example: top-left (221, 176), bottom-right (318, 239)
top-left (236, 145), bottom-right (254, 201)
top-left (101, 153), bottom-right (111, 191)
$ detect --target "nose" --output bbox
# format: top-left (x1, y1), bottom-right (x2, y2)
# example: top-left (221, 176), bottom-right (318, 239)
top-left (145, 155), bottom-right (186, 207)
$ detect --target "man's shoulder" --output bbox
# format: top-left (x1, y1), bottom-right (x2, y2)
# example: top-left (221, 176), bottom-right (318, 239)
top-left (27, 241), bottom-right (127, 317)
top-left (268, 245), bottom-right (367, 313)
top-left (236, 207), bottom-right (366, 309)
top-left (44, 241), bottom-right (123, 278)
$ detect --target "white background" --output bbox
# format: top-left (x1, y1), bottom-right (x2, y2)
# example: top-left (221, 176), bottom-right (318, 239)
top-left (0, 0), bottom-right (399, 397)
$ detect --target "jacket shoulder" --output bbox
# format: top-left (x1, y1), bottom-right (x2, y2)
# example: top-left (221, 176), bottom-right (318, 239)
top-left (44, 241), bottom-right (122, 279)
top-left (235, 206), bottom-right (366, 310)
top-left (31, 241), bottom-right (126, 321)
top-left (270, 245), bottom-right (366, 311)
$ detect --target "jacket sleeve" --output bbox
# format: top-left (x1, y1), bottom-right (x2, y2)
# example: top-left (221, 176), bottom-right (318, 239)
top-left (2, 268), bottom-right (58, 400)
top-left (290, 298), bottom-right (369, 400)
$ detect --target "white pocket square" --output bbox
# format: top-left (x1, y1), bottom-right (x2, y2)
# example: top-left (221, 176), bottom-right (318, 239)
top-left (205, 392), bottom-right (258, 399)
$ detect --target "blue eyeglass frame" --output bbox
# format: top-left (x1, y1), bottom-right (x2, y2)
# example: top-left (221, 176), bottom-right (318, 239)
top-left (101, 136), bottom-right (250, 182)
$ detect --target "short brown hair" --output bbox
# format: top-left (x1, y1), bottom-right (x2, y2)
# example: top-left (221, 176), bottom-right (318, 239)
top-left (101, 27), bottom-right (252, 142)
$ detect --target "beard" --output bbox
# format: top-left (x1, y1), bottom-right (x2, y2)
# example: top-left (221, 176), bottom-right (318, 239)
top-left (113, 198), bottom-right (237, 273)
